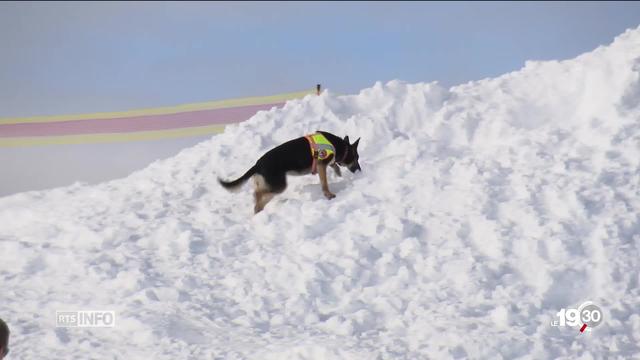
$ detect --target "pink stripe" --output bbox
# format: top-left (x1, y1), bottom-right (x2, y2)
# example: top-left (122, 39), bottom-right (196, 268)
top-left (0, 103), bottom-right (283, 138)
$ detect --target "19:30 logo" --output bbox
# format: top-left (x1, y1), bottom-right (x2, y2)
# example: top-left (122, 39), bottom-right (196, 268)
top-left (551, 301), bottom-right (603, 332)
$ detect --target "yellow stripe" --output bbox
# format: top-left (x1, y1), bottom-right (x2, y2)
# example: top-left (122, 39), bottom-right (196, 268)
top-left (0, 124), bottom-right (226, 147)
top-left (0, 89), bottom-right (314, 125)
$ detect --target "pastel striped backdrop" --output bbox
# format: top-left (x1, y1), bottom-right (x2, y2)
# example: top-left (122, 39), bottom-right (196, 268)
top-left (0, 89), bottom-right (315, 147)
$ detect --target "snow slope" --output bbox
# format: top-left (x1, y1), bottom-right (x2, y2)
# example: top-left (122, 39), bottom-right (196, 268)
top-left (1, 27), bottom-right (640, 359)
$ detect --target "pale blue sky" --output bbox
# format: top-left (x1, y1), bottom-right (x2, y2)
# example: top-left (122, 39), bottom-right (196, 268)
top-left (1, 1), bottom-right (640, 117)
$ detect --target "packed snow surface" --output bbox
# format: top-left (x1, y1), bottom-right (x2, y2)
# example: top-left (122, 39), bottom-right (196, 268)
top-left (1, 27), bottom-right (640, 359)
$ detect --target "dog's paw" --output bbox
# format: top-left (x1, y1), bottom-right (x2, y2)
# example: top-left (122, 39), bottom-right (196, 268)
top-left (324, 191), bottom-right (336, 200)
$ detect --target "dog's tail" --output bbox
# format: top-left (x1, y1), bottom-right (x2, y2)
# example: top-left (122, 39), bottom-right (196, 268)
top-left (218, 165), bottom-right (257, 192)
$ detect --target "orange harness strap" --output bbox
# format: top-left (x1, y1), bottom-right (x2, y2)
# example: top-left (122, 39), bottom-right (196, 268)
top-left (305, 135), bottom-right (319, 174)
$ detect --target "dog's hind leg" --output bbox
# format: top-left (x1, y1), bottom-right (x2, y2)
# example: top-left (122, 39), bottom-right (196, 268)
top-left (253, 173), bottom-right (287, 213)
top-left (254, 191), bottom-right (275, 213)
top-left (253, 175), bottom-right (270, 213)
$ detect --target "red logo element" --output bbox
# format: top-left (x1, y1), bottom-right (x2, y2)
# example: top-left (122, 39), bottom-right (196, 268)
top-left (579, 324), bottom-right (587, 333)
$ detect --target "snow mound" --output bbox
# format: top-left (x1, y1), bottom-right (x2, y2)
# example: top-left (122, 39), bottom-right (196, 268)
top-left (1, 27), bottom-right (640, 359)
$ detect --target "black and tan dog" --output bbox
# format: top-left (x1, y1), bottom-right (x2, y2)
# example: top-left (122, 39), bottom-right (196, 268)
top-left (218, 131), bottom-right (361, 213)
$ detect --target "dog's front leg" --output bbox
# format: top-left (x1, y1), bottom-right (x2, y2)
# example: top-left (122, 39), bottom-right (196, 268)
top-left (317, 163), bottom-right (336, 199)
top-left (330, 163), bottom-right (342, 177)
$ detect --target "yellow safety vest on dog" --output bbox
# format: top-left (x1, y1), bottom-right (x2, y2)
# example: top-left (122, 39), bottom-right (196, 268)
top-left (305, 132), bottom-right (335, 174)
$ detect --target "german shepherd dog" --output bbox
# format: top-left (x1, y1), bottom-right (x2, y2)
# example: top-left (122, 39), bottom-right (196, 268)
top-left (218, 131), bottom-right (361, 213)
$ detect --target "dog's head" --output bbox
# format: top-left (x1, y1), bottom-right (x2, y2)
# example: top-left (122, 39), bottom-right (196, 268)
top-left (341, 135), bottom-right (361, 173)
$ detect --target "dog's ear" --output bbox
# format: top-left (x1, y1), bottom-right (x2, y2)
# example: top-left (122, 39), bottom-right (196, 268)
top-left (343, 135), bottom-right (350, 144)
top-left (353, 138), bottom-right (360, 148)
